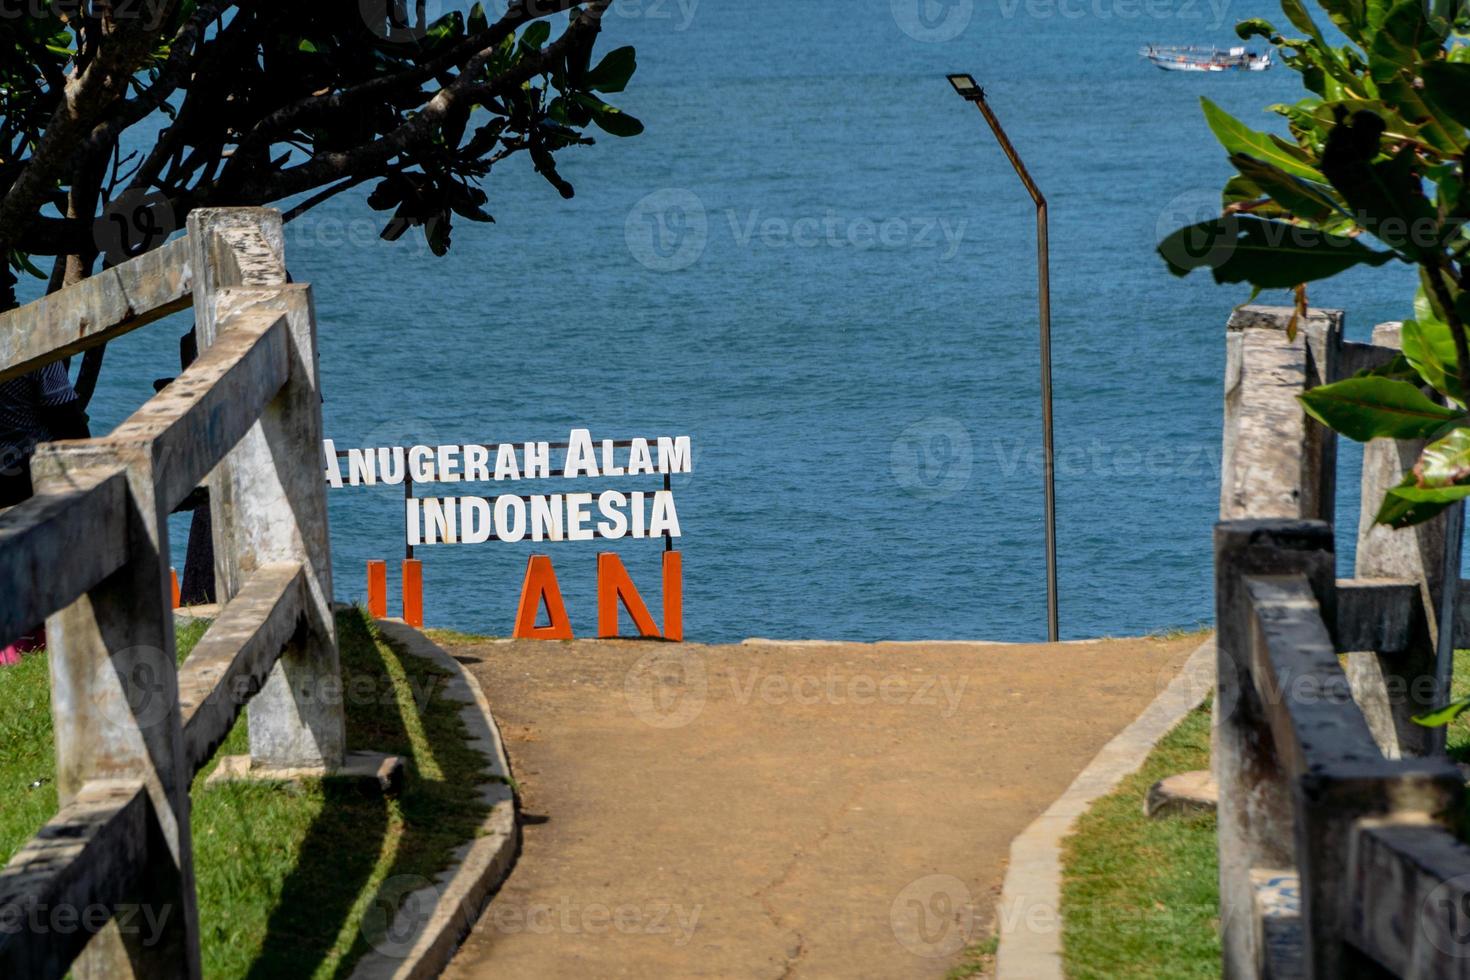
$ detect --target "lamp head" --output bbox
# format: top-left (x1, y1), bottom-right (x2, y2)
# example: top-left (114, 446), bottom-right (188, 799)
top-left (947, 73), bottom-right (983, 100)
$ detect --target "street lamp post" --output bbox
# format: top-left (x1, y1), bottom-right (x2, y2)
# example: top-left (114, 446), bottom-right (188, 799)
top-left (946, 72), bottom-right (1059, 643)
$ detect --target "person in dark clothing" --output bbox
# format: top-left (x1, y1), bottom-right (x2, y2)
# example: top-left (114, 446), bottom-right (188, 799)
top-left (0, 361), bottom-right (90, 661)
top-left (0, 360), bottom-right (90, 505)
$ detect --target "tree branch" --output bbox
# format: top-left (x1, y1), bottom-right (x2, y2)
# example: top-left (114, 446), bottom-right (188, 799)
top-left (281, 175), bottom-right (368, 223)
top-left (233, 0), bottom-right (586, 164)
top-left (1427, 261), bottom-right (1470, 406)
top-left (0, 1), bottom-right (183, 250)
top-left (81, 0), bottom-right (227, 162)
top-left (232, 1), bottom-right (609, 204)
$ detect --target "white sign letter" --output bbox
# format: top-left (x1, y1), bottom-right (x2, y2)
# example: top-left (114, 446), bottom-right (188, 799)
top-left (524, 442), bottom-right (551, 479)
top-left (464, 444), bottom-right (491, 482)
top-left (323, 439), bottom-right (344, 489)
top-left (563, 429), bottom-right (599, 478)
top-left (649, 489), bottom-right (682, 538)
top-left (657, 435), bottom-right (692, 474)
top-left (406, 496), bottom-right (421, 545)
top-left (495, 494), bottom-right (526, 543)
top-left (461, 496), bottom-right (493, 543)
top-left (597, 490), bottom-right (628, 539)
top-left (495, 443), bottom-right (521, 481)
top-left (566, 491), bottom-right (594, 540)
top-left (437, 445), bottom-right (461, 483)
top-left (531, 494), bottom-right (564, 542)
top-left (408, 445), bottom-right (435, 483)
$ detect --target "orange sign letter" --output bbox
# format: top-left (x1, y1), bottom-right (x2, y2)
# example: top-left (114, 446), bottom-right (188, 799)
top-left (662, 550), bottom-right (683, 642)
top-left (597, 553), bottom-right (662, 639)
top-left (367, 560), bottom-right (387, 619)
top-left (514, 554), bottom-right (574, 639)
top-left (402, 559), bottom-right (423, 628)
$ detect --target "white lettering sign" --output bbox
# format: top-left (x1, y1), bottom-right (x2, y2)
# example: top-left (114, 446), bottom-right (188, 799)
top-left (323, 429), bottom-right (692, 547)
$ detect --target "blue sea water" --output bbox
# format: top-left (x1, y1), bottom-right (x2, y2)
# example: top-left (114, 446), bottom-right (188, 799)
top-left (64, 0), bottom-right (1424, 642)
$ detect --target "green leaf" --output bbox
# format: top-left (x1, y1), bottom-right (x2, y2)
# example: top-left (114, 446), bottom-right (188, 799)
top-left (1298, 377), bottom-right (1463, 441)
top-left (1369, 0), bottom-right (1446, 68)
top-left (1402, 306), bottom-right (1463, 404)
top-left (1374, 424), bottom-right (1470, 528)
top-left (1420, 61), bottom-right (1470, 131)
top-left (425, 214), bottom-right (451, 256)
top-left (1372, 73), bottom-right (1466, 153)
top-left (1221, 174), bottom-right (1289, 220)
top-left (8, 250), bottom-right (44, 279)
top-left (1321, 117), bottom-right (1441, 260)
top-left (1229, 153), bottom-right (1345, 224)
top-left (468, 1), bottom-right (488, 33)
top-left (573, 93), bottom-right (643, 137)
top-left (520, 21), bottom-right (551, 51)
top-left (1413, 696), bottom-right (1470, 727)
top-left (366, 177), bottom-right (404, 211)
top-left (1281, 0), bottom-right (1327, 39)
top-left (1385, 483), bottom-right (1470, 502)
top-left (1375, 471), bottom-right (1470, 525)
top-left (424, 10), bottom-right (464, 45)
top-left (1356, 351), bottom-right (1419, 381)
top-left (1315, 0), bottom-right (1368, 43)
top-left (1158, 216), bottom-right (1395, 288)
top-left (1202, 98), bottom-right (1324, 182)
top-left (1236, 18), bottom-right (1278, 40)
top-left (1414, 426), bottom-right (1470, 487)
top-left (585, 45), bottom-right (636, 93)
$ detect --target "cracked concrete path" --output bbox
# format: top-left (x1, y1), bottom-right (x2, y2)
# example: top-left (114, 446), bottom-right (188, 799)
top-left (437, 634), bottom-right (1201, 979)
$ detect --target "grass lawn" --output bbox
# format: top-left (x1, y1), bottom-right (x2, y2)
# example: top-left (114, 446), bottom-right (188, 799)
top-left (0, 607), bottom-right (491, 978)
top-left (1443, 650), bottom-right (1470, 763)
top-left (1059, 703), bottom-right (1218, 980)
top-left (1059, 649), bottom-right (1470, 979)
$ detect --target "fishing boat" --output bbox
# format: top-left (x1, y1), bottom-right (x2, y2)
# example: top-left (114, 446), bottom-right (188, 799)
top-left (1139, 44), bottom-right (1272, 72)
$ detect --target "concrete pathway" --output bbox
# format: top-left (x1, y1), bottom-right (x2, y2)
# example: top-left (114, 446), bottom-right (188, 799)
top-left (437, 634), bottom-right (1201, 979)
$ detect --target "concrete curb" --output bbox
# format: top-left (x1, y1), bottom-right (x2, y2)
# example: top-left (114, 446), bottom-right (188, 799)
top-left (349, 619), bottom-right (519, 980)
top-left (993, 637), bottom-right (1215, 980)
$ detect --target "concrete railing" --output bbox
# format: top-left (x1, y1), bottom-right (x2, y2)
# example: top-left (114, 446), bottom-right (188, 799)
top-left (0, 208), bottom-right (343, 979)
top-left (1216, 307), bottom-right (1470, 978)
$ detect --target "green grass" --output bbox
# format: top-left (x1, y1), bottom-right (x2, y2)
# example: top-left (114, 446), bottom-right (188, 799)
top-left (1057, 652), bottom-right (1470, 980)
top-left (0, 608), bottom-right (491, 978)
top-left (944, 935), bottom-right (998, 979)
top-left (1443, 650), bottom-right (1470, 764)
top-left (1059, 704), bottom-right (1219, 980)
top-left (424, 627), bottom-right (499, 647)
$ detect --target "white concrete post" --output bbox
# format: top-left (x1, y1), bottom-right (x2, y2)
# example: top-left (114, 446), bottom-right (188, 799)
top-left (1350, 322), bottom-right (1462, 758)
top-left (31, 443), bottom-right (202, 979)
top-left (1219, 306), bottom-right (1342, 524)
top-left (186, 208), bottom-right (344, 771)
top-left (1215, 307), bottom-right (1341, 979)
top-left (1213, 520), bottom-right (1336, 980)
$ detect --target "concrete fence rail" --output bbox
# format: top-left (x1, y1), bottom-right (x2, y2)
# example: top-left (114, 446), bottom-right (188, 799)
top-left (0, 208), bottom-right (343, 979)
top-left (1215, 307), bottom-right (1470, 979)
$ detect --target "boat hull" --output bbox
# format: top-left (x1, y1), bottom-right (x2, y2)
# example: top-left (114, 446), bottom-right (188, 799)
top-left (1141, 47), bottom-right (1271, 72)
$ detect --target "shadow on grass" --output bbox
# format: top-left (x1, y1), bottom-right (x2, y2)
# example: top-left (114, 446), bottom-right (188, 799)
top-left (200, 608), bottom-right (492, 978)
top-left (244, 785), bottom-right (391, 978)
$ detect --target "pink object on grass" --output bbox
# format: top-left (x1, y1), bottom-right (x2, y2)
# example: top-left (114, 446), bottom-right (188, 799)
top-left (0, 628), bottom-right (45, 666)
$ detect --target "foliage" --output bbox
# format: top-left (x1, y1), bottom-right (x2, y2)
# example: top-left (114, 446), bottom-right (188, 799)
top-left (1158, 0), bottom-right (1470, 532)
top-left (0, 0), bottom-right (640, 299)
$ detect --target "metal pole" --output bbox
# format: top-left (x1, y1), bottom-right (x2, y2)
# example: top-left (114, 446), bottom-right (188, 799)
top-left (405, 471), bottom-right (414, 561)
top-left (956, 83), bottom-right (1059, 642)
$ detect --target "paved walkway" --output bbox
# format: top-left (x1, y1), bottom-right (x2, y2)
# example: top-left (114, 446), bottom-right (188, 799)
top-left (438, 634), bottom-right (1201, 979)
